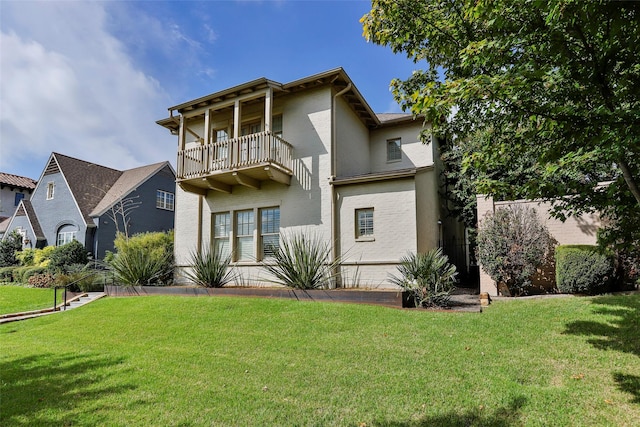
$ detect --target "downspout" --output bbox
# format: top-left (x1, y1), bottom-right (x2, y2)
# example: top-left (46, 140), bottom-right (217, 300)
top-left (331, 82), bottom-right (352, 288)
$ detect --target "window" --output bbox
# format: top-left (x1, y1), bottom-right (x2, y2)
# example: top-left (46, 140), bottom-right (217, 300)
top-left (272, 114), bottom-right (283, 138)
top-left (57, 231), bottom-right (76, 246)
top-left (215, 128), bottom-right (229, 142)
top-left (156, 190), bottom-right (174, 211)
top-left (14, 193), bottom-right (25, 206)
top-left (213, 212), bottom-right (231, 258)
top-left (356, 208), bottom-right (374, 239)
top-left (235, 210), bottom-right (255, 261)
top-left (46, 182), bottom-right (55, 200)
top-left (387, 138), bottom-right (402, 162)
top-left (260, 207), bottom-right (280, 258)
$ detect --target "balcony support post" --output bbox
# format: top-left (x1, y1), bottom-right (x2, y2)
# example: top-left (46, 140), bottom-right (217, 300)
top-left (264, 87), bottom-right (272, 132)
top-left (232, 171), bottom-right (261, 190)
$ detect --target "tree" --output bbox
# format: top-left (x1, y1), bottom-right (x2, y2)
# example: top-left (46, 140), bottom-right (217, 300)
top-left (476, 206), bottom-right (554, 296)
top-left (362, 0), bottom-right (640, 247)
top-left (0, 231), bottom-right (23, 267)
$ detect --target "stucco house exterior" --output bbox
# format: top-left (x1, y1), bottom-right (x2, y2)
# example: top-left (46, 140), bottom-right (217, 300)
top-left (0, 172), bottom-right (37, 238)
top-left (1, 152), bottom-right (176, 259)
top-left (158, 68), bottom-right (466, 289)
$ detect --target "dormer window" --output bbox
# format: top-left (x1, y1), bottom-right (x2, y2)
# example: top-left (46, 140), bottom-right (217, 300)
top-left (46, 182), bottom-right (55, 200)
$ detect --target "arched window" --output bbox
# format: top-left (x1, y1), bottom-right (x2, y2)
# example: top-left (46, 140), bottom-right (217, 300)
top-left (56, 224), bottom-right (77, 246)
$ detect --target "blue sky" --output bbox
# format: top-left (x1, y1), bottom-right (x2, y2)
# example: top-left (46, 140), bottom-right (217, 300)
top-left (1, 1), bottom-right (420, 180)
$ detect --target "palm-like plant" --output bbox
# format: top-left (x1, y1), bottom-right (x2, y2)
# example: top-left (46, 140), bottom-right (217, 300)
top-left (262, 232), bottom-right (340, 290)
top-left (390, 248), bottom-right (457, 308)
top-left (108, 246), bottom-right (174, 286)
top-left (185, 248), bottom-right (236, 288)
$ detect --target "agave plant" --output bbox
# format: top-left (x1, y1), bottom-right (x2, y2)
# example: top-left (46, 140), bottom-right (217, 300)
top-left (262, 231), bottom-right (340, 290)
top-left (184, 248), bottom-right (236, 288)
top-left (390, 248), bottom-right (457, 308)
top-left (107, 245), bottom-right (174, 286)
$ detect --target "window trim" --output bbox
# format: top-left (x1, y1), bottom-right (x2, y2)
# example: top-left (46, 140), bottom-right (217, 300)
top-left (355, 208), bottom-right (375, 242)
top-left (156, 190), bottom-right (175, 211)
top-left (259, 207), bottom-right (280, 259)
top-left (235, 209), bottom-right (255, 262)
top-left (46, 182), bottom-right (55, 200)
top-left (213, 212), bottom-right (231, 259)
top-left (57, 230), bottom-right (77, 246)
top-left (386, 138), bottom-right (402, 162)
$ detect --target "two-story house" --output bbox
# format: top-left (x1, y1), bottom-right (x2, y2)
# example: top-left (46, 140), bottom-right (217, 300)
top-left (0, 172), bottom-right (37, 238)
top-left (158, 68), bottom-right (465, 288)
top-left (2, 152), bottom-right (176, 259)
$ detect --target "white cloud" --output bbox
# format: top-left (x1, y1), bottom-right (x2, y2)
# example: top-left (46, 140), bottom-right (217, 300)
top-left (0, 1), bottom-right (176, 178)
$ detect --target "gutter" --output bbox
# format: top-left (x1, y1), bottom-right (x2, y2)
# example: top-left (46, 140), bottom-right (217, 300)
top-left (330, 82), bottom-right (352, 288)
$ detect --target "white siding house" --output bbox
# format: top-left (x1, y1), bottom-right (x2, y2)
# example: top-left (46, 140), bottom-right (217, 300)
top-left (158, 68), bottom-right (465, 289)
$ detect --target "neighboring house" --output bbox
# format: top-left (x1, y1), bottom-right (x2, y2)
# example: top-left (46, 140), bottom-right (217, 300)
top-left (476, 194), bottom-right (602, 296)
top-left (157, 68), bottom-right (466, 288)
top-left (2, 152), bottom-right (176, 259)
top-left (0, 172), bottom-right (37, 236)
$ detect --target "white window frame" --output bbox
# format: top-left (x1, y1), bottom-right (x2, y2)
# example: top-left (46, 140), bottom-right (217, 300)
top-left (235, 210), bottom-right (255, 261)
top-left (156, 190), bottom-right (174, 211)
top-left (213, 212), bottom-right (231, 259)
top-left (355, 208), bottom-right (375, 241)
top-left (387, 138), bottom-right (402, 162)
top-left (46, 182), bottom-right (55, 200)
top-left (260, 207), bottom-right (280, 259)
top-left (57, 231), bottom-right (76, 246)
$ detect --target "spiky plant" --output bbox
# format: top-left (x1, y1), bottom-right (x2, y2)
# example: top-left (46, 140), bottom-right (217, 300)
top-left (107, 246), bottom-right (173, 286)
top-left (390, 248), bottom-right (458, 308)
top-left (184, 248), bottom-right (236, 288)
top-left (262, 232), bottom-right (340, 290)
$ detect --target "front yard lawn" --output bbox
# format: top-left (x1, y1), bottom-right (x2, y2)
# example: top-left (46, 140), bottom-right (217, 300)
top-left (0, 285), bottom-right (63, 315)
top-left (1, 292), bottom-right (638, 425)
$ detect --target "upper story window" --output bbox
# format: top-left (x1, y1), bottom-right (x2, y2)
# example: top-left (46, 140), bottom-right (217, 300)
top-left (46, 182), bottom-right (55, 200)
top-left (215, 129), bottom-right (229, 142)
top-left (387, 138), bottom-right (402, 162)
top-left (156, 190), bottom-right (174, 211)
top-left (14, 193), bottom-right (25, 206)
top-left (260, 207), bottom-right (280, 258)
top-left (272, 114), bottom-right (283, 139)
top-left (356, 208), bottom-right (374, 240)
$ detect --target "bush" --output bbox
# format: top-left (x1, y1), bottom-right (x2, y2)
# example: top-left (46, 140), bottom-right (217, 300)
top-left (55, 264), bottom-right (105, 292)
top-left (107, 231), bottom-right (174, 286)
top-left (0, 231), bottom-right (23, 267)
top-left (477, 205), bottom-right (554, 296)
top-left (261, 231), bottom-right (340, 290)
top-left (555, 245), bottom-right (614, 295)
top-left (48, 240), bottom-right (89, 272)
top-left (0, 266), bottom-right (18, 282)
top-left (389, 248), bottom-right (458, 308)
top-left (28, 272), bottom-right (56, 288)
top-left (185, 248), bottom-right (236, 288)
top-left (16, 248), bottom-right (36, 266)
top-left (34, 246), bottom-right (55, 268)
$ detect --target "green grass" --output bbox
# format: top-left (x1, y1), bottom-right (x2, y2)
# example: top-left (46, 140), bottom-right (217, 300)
top-left (0, 286), bottom-right (64, 314)
top-left (1, 292), bottom-right (639, 426)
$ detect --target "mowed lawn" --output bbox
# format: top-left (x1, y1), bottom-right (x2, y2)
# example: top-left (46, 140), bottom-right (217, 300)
top-left (1, 291), bottom-right (639, 426)
top-left (0, 286), bottom-right (63, 315)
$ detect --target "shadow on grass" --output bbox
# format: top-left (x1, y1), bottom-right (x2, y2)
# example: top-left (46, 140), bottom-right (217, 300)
top-left (373, 396), bottom-right (526, 427)
top-left (563, 294), bottom-right (640, 404)
top-left (0, 352), bottom-right (135, 426)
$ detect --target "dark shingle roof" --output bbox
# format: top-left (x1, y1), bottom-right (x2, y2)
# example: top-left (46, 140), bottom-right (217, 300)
top-left (21, 200), bottom-right (45, 240)
top-left (0, 172), bottom-right (37, 190)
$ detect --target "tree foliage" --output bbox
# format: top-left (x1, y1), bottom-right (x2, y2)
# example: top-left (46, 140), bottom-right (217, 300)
top-left (0, 231), bottom-right (23, 267)
top-left (362, 0), bottom-right (640, 246)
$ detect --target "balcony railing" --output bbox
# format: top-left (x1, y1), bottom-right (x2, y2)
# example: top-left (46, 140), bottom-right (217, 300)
top-left (177, 131), bottom-right (293, 180)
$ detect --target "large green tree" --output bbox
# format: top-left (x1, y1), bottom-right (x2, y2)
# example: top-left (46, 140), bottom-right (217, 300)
top-left (362, 0), bottom-right (640, 250)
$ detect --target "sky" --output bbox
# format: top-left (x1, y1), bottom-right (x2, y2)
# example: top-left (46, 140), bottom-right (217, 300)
top-left (0, 0), bottom-right (420, 180)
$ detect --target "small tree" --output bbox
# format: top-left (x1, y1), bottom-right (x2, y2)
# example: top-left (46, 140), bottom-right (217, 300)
top-left (48, 240), bottom-right (89, 273)
top-left (0, 231), bottom-right (23, 267)
top-left (477, 206), bottom-right (554, 296)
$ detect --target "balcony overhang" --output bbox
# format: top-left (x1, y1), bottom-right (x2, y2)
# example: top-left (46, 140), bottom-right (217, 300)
top-left (178, 162), bottom-right (292, 195)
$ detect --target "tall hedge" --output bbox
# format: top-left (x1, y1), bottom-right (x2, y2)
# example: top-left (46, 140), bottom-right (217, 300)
top-left (555, 245), bottom-right (614, 295)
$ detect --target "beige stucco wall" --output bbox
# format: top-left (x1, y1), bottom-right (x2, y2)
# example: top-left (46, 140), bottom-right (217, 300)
top-left (477, 195), bottom-right (601, 295)
top-left (335, 96), bottom-right (370, 177)
top-left (369, 121), bottom-right (431, 173)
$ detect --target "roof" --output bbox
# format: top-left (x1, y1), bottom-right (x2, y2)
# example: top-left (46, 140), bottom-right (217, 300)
top-left (0, 172), bottom-right (37, 190)
top-left (90, 161), bottom-right (174, 217)
top-left (20, 200), bottom-right (45, 240)
top-left (157, 67), bottom-right (382, 131)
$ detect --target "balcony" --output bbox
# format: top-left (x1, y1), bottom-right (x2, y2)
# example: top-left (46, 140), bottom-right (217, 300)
top-left (177, 131), bottom-right (293, 194)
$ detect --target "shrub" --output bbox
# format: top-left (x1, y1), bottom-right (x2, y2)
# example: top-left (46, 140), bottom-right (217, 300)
top-left (48, 240), bottom-right (89, 272)
top-left (0, 266), bottom-right (18, 282)
top-left (28, 272), bottom-right (56, 288)
top-left (0, 231), bottom-right (23, 267)
top-left (16, 248), bottom-right (36, 266)
top-left (555, 245), bottom-right (614, 295)
top-left (55, 264), bottom-right (105, 292)
top-left (477, 205), bottom-right (554, 296)
top-left (34, 246), bottom-right (55, 267)
top-left (261, 231), bottom-right (340, 290)
top-left (389, 248), bottom-right (458, 308)
top-left (107, 231), bottom-right (174, 286)
top-left (185, 248), bottom-right (236, 288)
